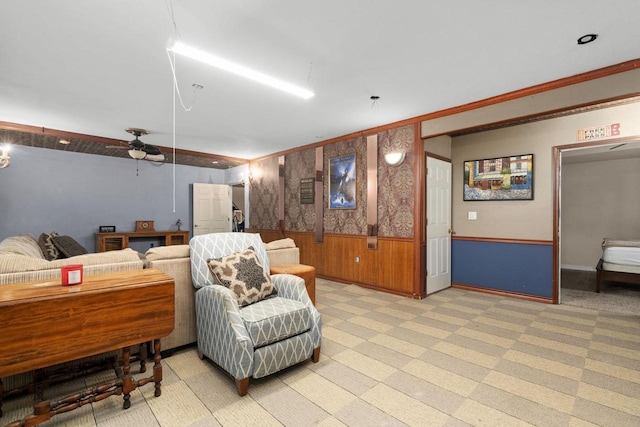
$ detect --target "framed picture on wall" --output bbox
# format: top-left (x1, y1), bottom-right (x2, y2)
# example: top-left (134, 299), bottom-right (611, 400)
top-left (329, 153), bottom-right (356, 209)
top-left (463, 154), bottom-right (533, 201)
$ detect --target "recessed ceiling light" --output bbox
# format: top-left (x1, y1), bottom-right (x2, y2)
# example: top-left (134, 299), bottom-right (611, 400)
top-left (577, 34), bottom-right (598, 45)
top-left (59, 139), bottom-right (71, 145)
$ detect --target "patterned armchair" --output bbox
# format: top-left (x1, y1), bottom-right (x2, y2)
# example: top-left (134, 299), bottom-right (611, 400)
top-left (189, 232), bottom-right (321, 396)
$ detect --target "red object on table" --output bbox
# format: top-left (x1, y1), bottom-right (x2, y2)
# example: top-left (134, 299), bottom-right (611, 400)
top-left (60, 264), bottom-right (83, 285)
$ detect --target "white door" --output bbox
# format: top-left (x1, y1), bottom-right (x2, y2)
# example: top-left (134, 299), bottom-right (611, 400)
top-left (192, 183), bottom-right (232, 236)
top-left (426, 157), bottom-right (452, 294)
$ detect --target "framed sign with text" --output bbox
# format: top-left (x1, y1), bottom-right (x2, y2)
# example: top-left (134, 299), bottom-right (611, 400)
top-left (300, 178), bottom-right (314, 204)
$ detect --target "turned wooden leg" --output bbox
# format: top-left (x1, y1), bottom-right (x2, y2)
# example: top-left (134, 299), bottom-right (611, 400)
top-left (121, 347), bottom-right (132, 409)
top-left (235, 378), bottom-right (249, 397)
top-left (153, 339), bottom-right (163, 398)
top-left (34, 369), bottom-right (45, 403)
top-left (312, 347), bottom-right (321, 363)
top-left (139, 342), bottom-right (148, 374)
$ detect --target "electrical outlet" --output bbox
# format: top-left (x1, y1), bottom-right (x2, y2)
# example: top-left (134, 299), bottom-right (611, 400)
top-left (468, 211), bottom-right (477, 220)
top-left (355, 256), bottom-right (360, 263)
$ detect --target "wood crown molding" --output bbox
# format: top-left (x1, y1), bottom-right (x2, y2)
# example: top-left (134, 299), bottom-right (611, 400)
top-left (0, 121), bottom-right (248, 169)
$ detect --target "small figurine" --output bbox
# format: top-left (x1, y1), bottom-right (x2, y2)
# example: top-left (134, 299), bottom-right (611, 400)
top-left (176, 219), bottom-right (182, 231)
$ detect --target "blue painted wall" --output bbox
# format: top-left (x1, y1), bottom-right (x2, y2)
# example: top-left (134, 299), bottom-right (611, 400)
top-left (451, 239), bottom-right (553, 298)
top-left (0, 145), bottom-right (226, 252)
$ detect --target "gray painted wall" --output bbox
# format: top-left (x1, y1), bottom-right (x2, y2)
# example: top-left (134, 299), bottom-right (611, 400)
top-left (0, 145), bottom-right (226, 252)
top-left (561, 156), bottom-right (640, 269)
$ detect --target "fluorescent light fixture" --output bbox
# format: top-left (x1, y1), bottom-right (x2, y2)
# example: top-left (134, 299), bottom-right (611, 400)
top-left (169, 42), bottom-right (314, 99)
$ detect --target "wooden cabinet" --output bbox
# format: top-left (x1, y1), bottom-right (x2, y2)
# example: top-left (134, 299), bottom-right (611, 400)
top-left (96, 230), bottom-right (189, 252)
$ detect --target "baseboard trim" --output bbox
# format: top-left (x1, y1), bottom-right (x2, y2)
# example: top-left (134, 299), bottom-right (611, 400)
top-left (316, 275), bottom-right (419, 299)
top-left (561, 264), bottom-right (596, 272)
top-left (451, 283), bottom-right (554, 304)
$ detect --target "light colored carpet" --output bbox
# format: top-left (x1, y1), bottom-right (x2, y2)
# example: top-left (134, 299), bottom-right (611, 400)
top-left (561, 269), bottom-right (640, 315)
top-left (3, 279), bottom-right (640, 426)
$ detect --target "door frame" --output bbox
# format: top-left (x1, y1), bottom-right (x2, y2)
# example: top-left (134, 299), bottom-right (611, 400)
top-left (552, 134), bottom-right (640, 303)
top-left (230, 181), bottom-right (246, 231)
top-left (414, 126), bottom-right (427, 298)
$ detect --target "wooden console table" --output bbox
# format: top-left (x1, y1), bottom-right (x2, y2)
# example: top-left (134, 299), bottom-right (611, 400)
top-left (0, 269), bottom-right (175, 426)
top-left (96, 230), bottom-right (189, 252)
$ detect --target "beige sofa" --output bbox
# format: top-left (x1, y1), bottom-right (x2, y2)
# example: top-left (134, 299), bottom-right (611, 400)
top-left (264, 237), bottom-right (300, 266)
top-left (144, 245), bottom-right (196, 352)
top-left (0, 234), bottom-right (144, 285)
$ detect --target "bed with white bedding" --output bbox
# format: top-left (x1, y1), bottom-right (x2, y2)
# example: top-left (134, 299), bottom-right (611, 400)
top-left (595, 238), bottom-right (640, 292)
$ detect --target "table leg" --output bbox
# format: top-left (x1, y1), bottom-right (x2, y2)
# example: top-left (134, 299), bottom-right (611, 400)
top-left (139, 342), bottom-right (148, 373)
top-left (0, 377), bottom-right (3, 418)
top-left (153, 339), bottom-right (162, 397)
top-left (121, 347), bottom-right (133, 409)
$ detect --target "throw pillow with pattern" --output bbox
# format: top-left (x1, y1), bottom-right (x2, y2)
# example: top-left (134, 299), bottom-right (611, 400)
top-left (38, 231), bottom-right (60, 261)
top-left (52, 235), bottom-right (88, 258)
top-left (207, 246), bottom-right (276, 307)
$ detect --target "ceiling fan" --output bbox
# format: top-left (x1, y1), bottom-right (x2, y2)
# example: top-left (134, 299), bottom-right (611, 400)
top-left (109, 128), bottom-right (165, 162)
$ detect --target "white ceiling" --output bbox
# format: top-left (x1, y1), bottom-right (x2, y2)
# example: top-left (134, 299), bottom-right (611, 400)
top-left (562, 140), bottom-right (640, 164)
top-left (2, 1), bottom-right (640, 160)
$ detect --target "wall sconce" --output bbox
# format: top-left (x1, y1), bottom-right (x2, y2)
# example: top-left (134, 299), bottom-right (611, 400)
top-left (384, 151), bottom-right (405, 166)
top-left (0, 145), bottom-right (10, 168)
top-left (248, 167), bottom-right (262, 184)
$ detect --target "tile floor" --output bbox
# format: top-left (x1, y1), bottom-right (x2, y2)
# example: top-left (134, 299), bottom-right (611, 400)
top-left (2, 279), bottom-right (639, 426)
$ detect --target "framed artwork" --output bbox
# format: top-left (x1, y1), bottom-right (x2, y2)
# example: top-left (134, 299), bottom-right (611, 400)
top-left (463, 154), bottom-right (533, 201)
top-left (329, 154), bottom-right (356, 209)
top-left (99, 225), bottom-right (116, 233)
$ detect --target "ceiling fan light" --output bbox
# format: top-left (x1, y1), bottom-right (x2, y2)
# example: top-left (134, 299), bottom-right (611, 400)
top-left (128, 149), bottom-right (147, 160)
top-left (145, 153), bottom-right (165, 162)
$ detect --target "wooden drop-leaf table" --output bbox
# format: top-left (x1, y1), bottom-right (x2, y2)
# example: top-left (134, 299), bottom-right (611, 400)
top-left (0, 268), bottom-right (175, 426)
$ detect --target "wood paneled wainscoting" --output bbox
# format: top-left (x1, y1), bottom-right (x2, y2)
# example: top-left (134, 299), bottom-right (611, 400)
top-left (252, 230), bottom-right (416, 298)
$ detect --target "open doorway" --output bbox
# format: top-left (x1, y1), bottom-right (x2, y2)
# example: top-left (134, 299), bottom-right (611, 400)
top-left (557, 138), bottom-right (640, 315)
top-left (231, 183), bottom-right (246, 232)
